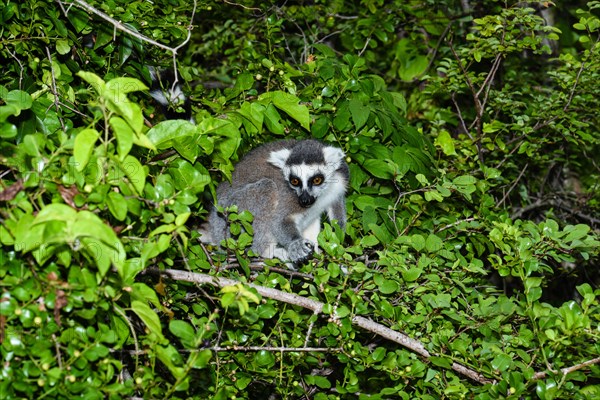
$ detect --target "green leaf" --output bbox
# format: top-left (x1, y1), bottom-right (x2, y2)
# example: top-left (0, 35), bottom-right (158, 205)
top-left (106, 77), bottom-right (148, 97)
top-left (106, 191), bottom-right (128, 221)
top-left (254, 350), bottom-right (275, 367)
top-left (429, 356), bottom-right (452, 369)
top-left (109, 117), bottom-right (134, 160)
top-left (452, 175), bottom-right (477, 186)
top-left (56, 38), bottom-right (70, 55)
top-left (5, 90), bottom-right (32, 110)
top-left (348, 98), bottom-right (369, 130)
top-left (32, 203), bottom-right (77, 224)
top-left (363, 159), bottom-right (394, 179)
top-left (563, 224), bottom-right (590, 243)
top-left (372, 347), bottom-right (387, 362)
top-left (119, 35), bottom-right (134, 65)
top-left (257, 304), bottom-right (277, 319)
top-left (424, 190), bottom-right (444, 202)
top-left (305, 375), bottom-right (331, 389)
top-left (77, 71), bottom-right (106, 96)
top-left (425, 234), bottom-right (443, 253)
top-left (147, 119), bottom-right (197, 149)
top-left (263, 103), bottom-right (285, 134)
top-left (73, 128), bottom-right (99, 172)
top-left (402, 268), bottom-right (422, 282)
top-left (108, 101), bottom-right (144, 136)
top-left (410, 234), bottom-right (425, 251)
top-left (192, 349), bottom-right (212, 369)
top-left (236, 101), bottom-right (265, 134)
top-left (378, 279), bottom-right (399, 295)
top-left (72, 211), bottom-right (126, 278)
top-left (311, 116), bottom-right (329, 138)
top-left (0, 122), bottom-right (17, 138)
top-left (231, 72), bottom-right (255, 95)
top-left (155, 344), bottom-right (186, 379)
top-left (398, 55), bottom-right (428, 81)
top-left (258, 91), bottom-right (310, 130)
top-left (491, 353), bottom-right (512, 372)
top-left (435, 130), bottom-right (456, 156)
top-left (120, 155), bottom-right (146, 195)
top-left (131, 300), bottom-right (165, 343)
top-left (122, 259), bottom-right (145, 285)
top-left (369, 223), bottom-right (394, 244)
top-left (169, 320), bottom-right (196, 346)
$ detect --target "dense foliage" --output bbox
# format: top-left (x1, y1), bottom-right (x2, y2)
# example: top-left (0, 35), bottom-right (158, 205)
top-left (1, 0), bottom-right (599, 398)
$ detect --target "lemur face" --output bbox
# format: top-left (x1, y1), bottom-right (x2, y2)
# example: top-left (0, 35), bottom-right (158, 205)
top-left (268, 141), bottom-right (346, 208)
top-left (286, 165), bottom-right (326, 208)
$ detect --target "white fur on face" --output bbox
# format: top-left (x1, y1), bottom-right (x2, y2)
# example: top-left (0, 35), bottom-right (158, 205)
top-left (268, 148), bottom-right (291, 169)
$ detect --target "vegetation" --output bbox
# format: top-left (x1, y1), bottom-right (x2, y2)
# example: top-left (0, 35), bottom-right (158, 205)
top-left (1, 0), bottom-right (599, 398)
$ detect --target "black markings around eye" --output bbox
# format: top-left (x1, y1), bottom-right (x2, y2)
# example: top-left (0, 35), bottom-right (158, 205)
top-left (311, 174), bottom-right (324, 186)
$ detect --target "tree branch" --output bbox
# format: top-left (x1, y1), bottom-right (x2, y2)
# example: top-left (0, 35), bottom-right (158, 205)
top-left (57, 0), bottom-right (198, 86)
top-left (59, 0), bottom-right (177, 53)
top-left (532, 356), bottom-right (600, 380)
top-left (45, 46), bottom-right (66, 132)
top-left (160, 268), bottom-right (494, 385)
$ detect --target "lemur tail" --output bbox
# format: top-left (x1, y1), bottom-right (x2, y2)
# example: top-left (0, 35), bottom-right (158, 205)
top-left (148, 67), bottom-right (194, 122)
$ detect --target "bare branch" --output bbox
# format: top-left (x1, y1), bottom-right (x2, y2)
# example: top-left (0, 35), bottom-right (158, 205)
top-left (115, 346), bottom-right (341, 354)
top-left (497, 162), bottom-right (528, 208)
top-left (160, 268), bottom-right (494, 385)
top-left (358, 37), bottom-right (371, 57)
top-left (59, 0), bottom-right (177, 53)
top-left (533, 356), bottom-right (600, 380)
top-left (223, 0), bottom-right (261, 12)
top-left (45, 47), bottom-right (66, 132)
top-left (435, 217), bottom-right (477, 233)
top-left (57, 0), bottom-right (198, 86)
top-left (6, 48), bottom-right (24, 89)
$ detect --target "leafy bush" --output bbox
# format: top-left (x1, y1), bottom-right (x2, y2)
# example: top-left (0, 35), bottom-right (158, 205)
top-left (1, 0), bottom-right (599, 399)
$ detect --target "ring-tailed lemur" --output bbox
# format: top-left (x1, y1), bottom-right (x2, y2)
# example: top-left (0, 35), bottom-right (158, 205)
top-left (148, 67), bottom-right (193, 122)
top-left (202, 139), bottom-right (349, 265)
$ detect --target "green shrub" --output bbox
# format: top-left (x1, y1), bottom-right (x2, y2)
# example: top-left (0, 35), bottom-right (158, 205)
top-left (1, 0), bottom-right (599, 398)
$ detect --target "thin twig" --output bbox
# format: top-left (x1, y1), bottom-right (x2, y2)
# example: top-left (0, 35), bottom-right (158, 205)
top-left (449, 42), bottom-right (481, 115)
top-left (6, 48), bottom-right (24, 89)
top-left (435, 217), bottom-right (477, 233)
top-left (52, 334), bottom-right (63, 368)
top-left (451, 93), bottom-right (475, 141)
top-left (563, 59), bottom-right (587, 113)
top-left (115, 346), bottom-right (341, 354)
top-left (497, 163), bottom-right (528, 208)
top-left (425, 20), bottom-right (454, 75)
top-left (223, 0), bottom-right (261, 11)
top-left (303, 312), bottom-right (318, 348)
top-left (114, 304), bottom-right (140, 370)
top-left (533, 356), bottom-right (600, 380)
top-left (474, 53), bottom-right (502, 123)
top-left (45, 47), bottom-right (66, 132)
top-left (315, 30), bottom-right (344, 46)
top-left (358, 37), bottom-right (371, 57)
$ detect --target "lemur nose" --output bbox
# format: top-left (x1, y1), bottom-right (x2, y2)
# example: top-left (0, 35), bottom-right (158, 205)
top-left (299, 192), bottom-right (315, 207)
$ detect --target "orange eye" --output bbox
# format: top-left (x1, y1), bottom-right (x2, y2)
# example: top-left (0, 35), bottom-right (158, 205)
top-left (290, 178), bottom-right (300, 186)
top-left (312, 176), bottom-right (323, 185)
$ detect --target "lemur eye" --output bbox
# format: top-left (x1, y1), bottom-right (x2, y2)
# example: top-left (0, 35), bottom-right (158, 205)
top-left (312, 176), bottom-right (323, 185)
top-left (290, 177), bottom-right (300, 187)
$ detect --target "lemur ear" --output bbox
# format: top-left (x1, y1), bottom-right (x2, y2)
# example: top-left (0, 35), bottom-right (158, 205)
top-left (268, 148), bottom-right (291, 169)
top-left (323, 146), bottom-right (345, 169)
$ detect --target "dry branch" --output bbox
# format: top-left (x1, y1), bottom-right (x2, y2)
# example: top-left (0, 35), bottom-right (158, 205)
top-left (161, 268), bottom-right (600, 385)
top-left (161, 268), bottom-right (494, 384)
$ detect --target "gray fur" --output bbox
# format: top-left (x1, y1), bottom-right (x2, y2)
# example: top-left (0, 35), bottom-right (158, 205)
top-left (202, 139), bottom-right (349, 265)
